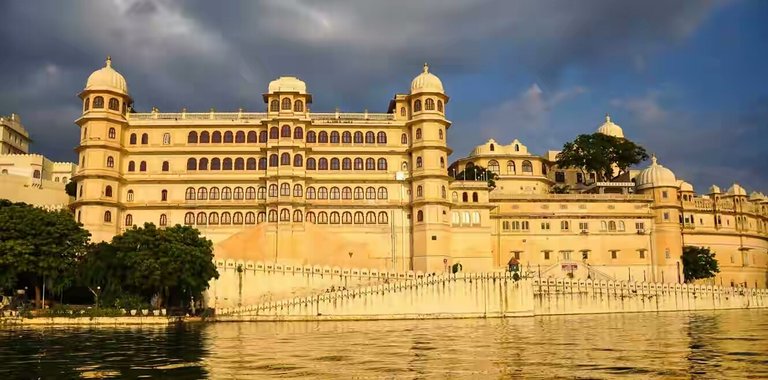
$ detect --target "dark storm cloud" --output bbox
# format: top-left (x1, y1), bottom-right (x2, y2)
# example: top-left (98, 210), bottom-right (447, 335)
top-left (2, 0), bottom-right (753, 190)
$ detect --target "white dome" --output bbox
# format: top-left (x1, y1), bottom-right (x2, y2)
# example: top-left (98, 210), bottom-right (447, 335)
top-left (410, 63), bottom-right (444, 94)
top-left (636, 156), bottom-right (676, 190)
top-left (596, 114), bottom-right (624, 138)
top-left (709, 185), bottom-right (721, 194)
top-left (677, 180), bottom-right (694, 192)
top-left (727, 183), bottom-right (747, 196)
top-left (85, 57), bottom-right (128, 94)
top-left (268, 76), bottom-right (307, 94)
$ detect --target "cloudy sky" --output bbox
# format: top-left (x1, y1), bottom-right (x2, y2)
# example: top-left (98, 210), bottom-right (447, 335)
top-left (0, 0), bottom-right (766, 192)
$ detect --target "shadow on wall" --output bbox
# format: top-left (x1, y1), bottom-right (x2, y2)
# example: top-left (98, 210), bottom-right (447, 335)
top-left (214, 223), bottom-right (393, 268)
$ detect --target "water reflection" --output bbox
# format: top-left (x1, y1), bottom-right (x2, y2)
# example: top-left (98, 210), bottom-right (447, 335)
top-left (1, 310), bottom-right (766, 379)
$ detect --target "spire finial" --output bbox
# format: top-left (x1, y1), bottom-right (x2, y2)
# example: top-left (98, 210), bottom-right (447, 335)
top-left (651, 154), bottom-right (658, 165)
top-left (106, 55), bottom-right (112, 68)
top-left (605, 113), bottom-right (611, 123)
top-left (423, 62), bottom-right (429, 73)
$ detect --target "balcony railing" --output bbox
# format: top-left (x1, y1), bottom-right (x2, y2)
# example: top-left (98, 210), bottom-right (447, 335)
top-left (128, 111), bottom-right (395, 122)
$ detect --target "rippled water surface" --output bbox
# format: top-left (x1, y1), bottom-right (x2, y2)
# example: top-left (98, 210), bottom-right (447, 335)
top-left (2, 310), bottom-right (767, 379)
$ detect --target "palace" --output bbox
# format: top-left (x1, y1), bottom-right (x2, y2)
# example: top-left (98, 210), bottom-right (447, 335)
top-left (72, 58), bottom-right (768, 288)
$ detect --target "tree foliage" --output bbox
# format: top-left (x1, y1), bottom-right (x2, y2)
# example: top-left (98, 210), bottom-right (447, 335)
top-left (681, 246), bottom-right (720, 283)
top-left (0, 200), bottom-right (90, 295)
top-left (65, 181), bottom-right (77, 197)
top-left (555, 133), bottom-right (649, 182)
top-left (453, 165), bottom-right (498, 188)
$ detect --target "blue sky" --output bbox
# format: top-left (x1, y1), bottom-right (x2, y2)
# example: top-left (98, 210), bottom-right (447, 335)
top-left (0, 0), bottom-right (766, 192)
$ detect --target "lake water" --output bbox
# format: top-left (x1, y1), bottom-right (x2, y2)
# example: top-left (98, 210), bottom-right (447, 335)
top-left (1, 310), bottom-right (767, 379)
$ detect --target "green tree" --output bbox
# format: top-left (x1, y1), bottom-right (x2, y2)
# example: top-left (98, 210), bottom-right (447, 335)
top-left (0, 200), bottom-right (90, 307)
top-left (453, 165), bottom-right (498, 188)
top-left (550, 184), bottom-right (571, 194)
top-left (88, 223), bottom-right (219, 308)
top-left (555, 133), bottom-right (649, 182)
top-left (681, 246), bottom-right (720, 283)
top-left (65, 181), bottom-right (77, 197)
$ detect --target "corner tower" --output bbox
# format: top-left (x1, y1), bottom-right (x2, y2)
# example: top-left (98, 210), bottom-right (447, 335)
top-left (635, 156), bottom-right (683, 283)
top-left (73, 57), bottom-right (132, 242)
top-left (408, 64), bottom-right (452, 272)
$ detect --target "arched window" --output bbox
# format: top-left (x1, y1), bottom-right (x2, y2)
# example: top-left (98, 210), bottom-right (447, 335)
top-left (281, 97), bottom-right (291, 110)
top-left (306, 187), bottom-right (316, 199)
top-left (197, 187), bottom-right (207, 200)
top-left (198, 158), bottom-right (209, 170)
top-left (342, 212), bottom-right (352, 224)
top-left (222, 158), bottom-right (233, 170)
top-left (184, 212), bottom-right (194, 225)
top-left (293, 127), bottom-right (303, 139)
top-left (211, 158), bottom-right (221, 170)
top-left (84, 98), bottom-right (90, 111)
top-left (488, 160), bottom-right (500, 174)
top-left (416, 185), bottom-right (423, 198)
top-left (306, 212), bottom-right (316, 223)
top-left (330, 158), bottom-right (340, 170)
top-left (522, 160), bottom-right (533, 173)
top-left (330, 187), bottom-right (340, 200)
top-left (258, 157), bottom-right (267, 170)
top-left (93, 96), bottom-right (104, 108)
top-left (268, 184), bottom-right (278, 197)
top-left (618, 221), bottom-right (626, 231)
top-left (354, 131), bottom-right (363, 143)
top-left (437, 100), bottom-right (443, 112)
top-left (281, 153), bottom-right (290, 166)
top-left (472, 192), bottom-right (479, 202)
top-left (139, 161), bottom-right (147, 172)
top-left (417, 210), bottom-right (424, 222)
top-left (318, 187), bottom-right (328, 199)
top-left (306, 131), bottom-right (316, 143)
top-left (401, 133), bottom-right (408, 144)
top-left (195, 131), bottom-right (207, 143)
top-left (378, 212), bottom-right (388, 224)
top-left (103, 210), bottom-right (112, 223)
top-left (270, 99), bottom-right (279, 111)
top-left (128, 161), bottom-right (136, 172)
top-left (363, 158), bottom-right (374, 170)
top-left (354, 158), bottom-right (364, 170)
top-left (318, 158), bottom-right (328, 170)
top-left (235, 131), bottom-right (245, 143)
top-left (221, 212), bottom-right (232, 224)
top-left (280, 183), bottom-right (290, 196)
top-left (342, 131), bottom-right (351, 144)
top-left (106, 156), bottom-right (114, 168)
top-left (141, 133), bottom-right (148, 145)
top-left (342, 158), bottom-right (352, 170)
top-left (269, 127), bottom-right (279, 139)
top-left (195, 212), bottom-right (207, 226)
top-left (159, 214), bottom-right (167, 226)
top-left (247, 131), bottom-right (257, 143)
top-left (377, 158), bottom-right (387, 171)
top-left (209, 212), bottom-right (219, 225)
top-left (416, 157), bottom-right (423, 168)
top-left (507, 161), bottom-right (516, 174)
top-left (366, 212), bottom-right (376, 224)
top-left (400, 107), bottom-right (406, 116)
top-left (441, 186), bottom-right (446, 199)
top-left (317, 212), bottom-right (328, 224)
top-left (281, 125), bottom-right (291, 138)
top-left (107, 98), bottom-right (119, 111)
top-left (318, 131), bottom-right (328, 143)
top-left (515, 144), bottom-right (520, 152)
top-left (233, 187), bottom-right (244, 200)
top-left (235, 158), bottom-right (246, 170)
top-left (341, 187), bottom-right (352, 200)
top-left (185, 187), bottom-right (196, 200)
top-left (278, 209), bottom-right (289, 222)
top-left (186, 158), bottom-right (196, 171)
top-left (377, 132), bottom-right (387, 144)
top-left (126, 189), bottom-right (134, 201)
top-left (439, 129), bottom-right (444, 140)
top-left (108, 127), bottom-right (116, 139)
top-left (212, 131), bottom-right (222, 143)
top-left (246, 212), bottom-right (256, 224)
top-left (293, 184), bottom-right (303, 198)
top-left (293, 154), bottom-right (303, 167)
top-left (425, 98), bottom-right (435, 110)
top-left (366, 187), bottom-right (376, 199)
top-left (269, 154), bottom-right (279, 167)
top-left (257, 186), bottom-right (266, 199)
top-left (608, 221), bottom-right (617, 231)
top-left (246, 158), bottom-right (256, 170)
top-left (413, 99), bottom-right (422, 112)
top-left (259, 131), bottom-right (268, 143)
top-left (162, 133), bottom-right (170, 145)
top-left (221, 187), bottom-right (232, 200)
top-left (161, 189), bottom-right (168, 201)
top-left (354, 187), bottom-right (364, 200)
top-left (130, 133), bottom-right (137, 145)
top-left (306, 158), bottom-right (316, 170)
top-left (365, 132), bottom-right (375, 144)
top-left (440, 157), bottom-right (445, 168)
top-left (294, 99), bottom-right (304, 112)
top-left (104, 185), bottom-right (113, 197)
top-left (415, 128), bottom-right (422, 139)
top-left (462, 192), bottom-right (468, 202)
top-left (354, 212), bottom-right (364, 224)
top-left (378, 187), bottom-right (388, 199)
top-left (188, 131), bottom-right (198, 144)
top-left (330, 131), bottom-right (340, 144)
top-left (293, 210), bottom-right (303, 222)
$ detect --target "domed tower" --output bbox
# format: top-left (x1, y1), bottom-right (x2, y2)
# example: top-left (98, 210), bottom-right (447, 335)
top-left (73, 56), bottom-right (131, 242)
top-left (408, 64), bottom-right (452, 272)
top-left (596, 114), bottom-right (624, 138)
top-left (635, 156), bottom-right (683, 283)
